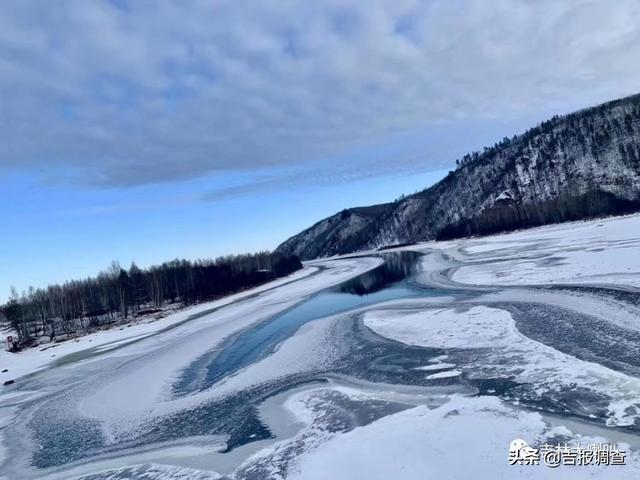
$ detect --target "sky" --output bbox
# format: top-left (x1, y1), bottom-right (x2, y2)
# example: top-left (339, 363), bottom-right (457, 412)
top-left (1, 0), bottom-right (640, 298)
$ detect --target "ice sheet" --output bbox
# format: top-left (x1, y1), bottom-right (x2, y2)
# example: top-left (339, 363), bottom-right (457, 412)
top-left (287, 394), bottom-right (640, 480)
top-left (448, 214), bottom-right (640, 288)
top-left (365, 305), bottom-right (640, 427)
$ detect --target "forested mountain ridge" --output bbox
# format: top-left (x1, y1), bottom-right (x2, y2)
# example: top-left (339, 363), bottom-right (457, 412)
top-left (276, 92), bottom-right (640, 259)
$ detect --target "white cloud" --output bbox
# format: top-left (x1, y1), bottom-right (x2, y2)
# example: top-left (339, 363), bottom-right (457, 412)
top-left (0, 0), bottom-right (639, 187)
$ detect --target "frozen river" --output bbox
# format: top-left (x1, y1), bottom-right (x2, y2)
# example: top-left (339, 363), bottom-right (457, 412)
top-left (3, 214), bottom-right (640, 479)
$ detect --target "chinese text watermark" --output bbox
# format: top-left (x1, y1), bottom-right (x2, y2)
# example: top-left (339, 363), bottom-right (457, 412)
top-left (509, 439), bottom-right (626, 467)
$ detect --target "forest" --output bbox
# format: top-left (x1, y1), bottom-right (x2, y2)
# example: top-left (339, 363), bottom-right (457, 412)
top-left (436, 190), bottom-right (640, 240)
top-left (1, 252), bottom-right (302, 346)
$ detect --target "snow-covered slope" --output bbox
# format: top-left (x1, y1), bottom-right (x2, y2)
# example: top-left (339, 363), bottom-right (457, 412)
top-left (277, 92), bottom-right (640, 259)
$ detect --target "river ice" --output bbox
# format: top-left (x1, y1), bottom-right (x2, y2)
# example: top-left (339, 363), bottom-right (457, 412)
top-left (2, 214), bottom-right (640, 479)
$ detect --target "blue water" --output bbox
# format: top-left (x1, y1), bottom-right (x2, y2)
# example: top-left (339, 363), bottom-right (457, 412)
top-left (173, 252), bottom-right (432, 395)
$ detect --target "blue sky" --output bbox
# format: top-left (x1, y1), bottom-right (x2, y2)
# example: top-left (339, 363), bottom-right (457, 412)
top-left (1, 0), bottom-right (640, 298)
top-left (0, 167), bottom-right (448, 294)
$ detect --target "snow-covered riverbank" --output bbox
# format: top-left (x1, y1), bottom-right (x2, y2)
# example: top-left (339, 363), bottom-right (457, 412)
top-left (0, 257), bottom-right (380, 384)
top-left (3, 213), bottom-right (640, 480)
top-left (446, 213), bottom-right (640, 288)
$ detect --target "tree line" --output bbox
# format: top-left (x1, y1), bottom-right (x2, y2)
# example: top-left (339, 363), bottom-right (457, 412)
top-left (436, 190), bottom-right (640, 240)
top-left (1, 252), bottom-right (302, 346)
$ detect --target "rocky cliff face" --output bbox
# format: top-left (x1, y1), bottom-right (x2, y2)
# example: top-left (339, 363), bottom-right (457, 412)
top-left (277, 93), bottom-right (640, 259)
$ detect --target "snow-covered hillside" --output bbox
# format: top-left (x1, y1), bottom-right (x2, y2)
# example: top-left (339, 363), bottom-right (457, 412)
top-left (277, 93), bottom-right (640, 259)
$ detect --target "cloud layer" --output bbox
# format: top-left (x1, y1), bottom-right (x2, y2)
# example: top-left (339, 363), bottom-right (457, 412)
top-left (1, 0), bottom-right (639, 187)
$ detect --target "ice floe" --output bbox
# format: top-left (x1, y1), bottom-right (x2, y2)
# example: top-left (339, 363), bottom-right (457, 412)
top-left (365, 305), bottom-right (640, 427)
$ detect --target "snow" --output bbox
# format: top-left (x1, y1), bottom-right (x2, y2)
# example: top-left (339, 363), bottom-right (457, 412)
top-left (4, 213), bottom-right (640, 479)
top-left (364, 305), bottom-right (640, 427)
top-left (0, 258), bottom-right (380, 384)
top-left (0, 256), bottom-right (384, 480)
top-left (59, 256), bottom-right (382, 443)
top-left (425, 369), bottom-right (461, 379)
top-left (496, 190), bottom-right (514, 201)
top-left (449, 214), bottom-right (640, 288)
top-left (476, 287), bottom-right (640, 332)
top-left (72, 463), bottom-right (223, 480)
top-left (413, 363), bottom-right (457, 371)
top-left (287, 393), bottom-right (640, 480)
top-left (365, 306), bottom-right (519, 349)
top-left (0, 266), bottom-right (313, 383)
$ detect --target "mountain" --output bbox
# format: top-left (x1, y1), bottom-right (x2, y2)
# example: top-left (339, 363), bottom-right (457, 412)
top-left (276, 93), bottom-right (640, 260)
